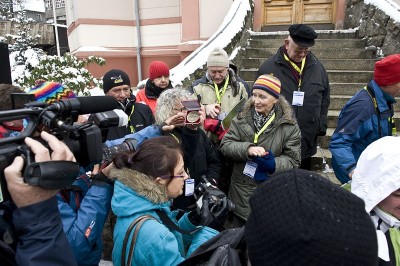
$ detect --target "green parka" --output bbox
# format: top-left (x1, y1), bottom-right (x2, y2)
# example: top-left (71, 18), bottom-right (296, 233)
top-left (220, 96), bottom-right (301, 220)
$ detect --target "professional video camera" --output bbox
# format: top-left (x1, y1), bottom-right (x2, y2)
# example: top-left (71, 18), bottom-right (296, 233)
top-left (0, 95), bottom-right (119, 203)
top-left (193, 176), bottom-right (235, 227)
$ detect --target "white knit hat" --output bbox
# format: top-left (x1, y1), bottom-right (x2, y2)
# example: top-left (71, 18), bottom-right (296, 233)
top-left (207, 47), bottom-right (229, 68)
top-left (351, 136), bottom-right (400, 212)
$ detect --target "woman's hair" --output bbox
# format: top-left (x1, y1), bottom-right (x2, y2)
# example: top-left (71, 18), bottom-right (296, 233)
top-left (155, 87), bottom-right (194, 125)
top-left (113, 136), bottom-right (183, 179)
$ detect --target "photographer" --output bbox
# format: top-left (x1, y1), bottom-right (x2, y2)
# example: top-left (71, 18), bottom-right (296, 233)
top-left (110, 136), bottom-right (219, 266)
top-left (27, 81), bottom-right (114, 266)
top-left (2, 131), bottom-right (77, 266)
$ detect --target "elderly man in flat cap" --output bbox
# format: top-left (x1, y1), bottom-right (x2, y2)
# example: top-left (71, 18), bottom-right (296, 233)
top-left (256, 24), bottom-right (330, 170)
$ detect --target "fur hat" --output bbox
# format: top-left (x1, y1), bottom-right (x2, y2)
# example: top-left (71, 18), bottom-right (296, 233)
top-left (288, 24), bottom-right (318, 47)
top-left (28, 81), bottom-right (76, 104)
top-left (253, 74), bottom-right (281, 98)
top-left (149, 61), bottom-right (170, 81)
top-left (374, 54), bottom-right (400, 86)
top-left (103, 69), bottom-right (131, 94)
top-left (245, 169), bottom-right (378, 266)
top-left (207, 47), bottom-right (229, 68)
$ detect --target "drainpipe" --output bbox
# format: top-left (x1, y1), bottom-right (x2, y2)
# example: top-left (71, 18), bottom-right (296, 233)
top-left (51, 0), bottom-right (60, 56)
top-left (134, 0), bottom-right (142, 81)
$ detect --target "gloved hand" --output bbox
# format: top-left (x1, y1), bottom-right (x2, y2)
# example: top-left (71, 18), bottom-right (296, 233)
top-left (204, 118), bottom-right (224, 135)
top-left (252, 150), bottom-right (276, 182)
top-left (318, 130), bottom-right (327, 136)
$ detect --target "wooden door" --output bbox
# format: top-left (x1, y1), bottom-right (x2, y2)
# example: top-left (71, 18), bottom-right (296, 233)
top-left (263, 0), bottom-right (336, 26)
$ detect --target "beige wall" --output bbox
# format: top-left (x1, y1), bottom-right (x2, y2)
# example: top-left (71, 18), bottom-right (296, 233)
top-left (66, 0), bottom-right (233, 84)
top-left (199, 0), bottom-right (231, 38)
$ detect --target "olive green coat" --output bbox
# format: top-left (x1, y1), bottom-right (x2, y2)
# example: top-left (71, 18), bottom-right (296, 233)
top-left (220, 96), bottom-right (301, 220)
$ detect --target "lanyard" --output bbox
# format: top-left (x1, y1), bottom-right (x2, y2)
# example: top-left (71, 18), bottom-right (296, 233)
top-left (253, 113), bottom-right (276, 144)
top-left (169, 133), bottom-right (180, 143)
top-left (213, 75), bottom-right (230, 104)
top-left (283, 54), bottom-right (305, 90)
top-left (128, 104), bottom-right (135, 133)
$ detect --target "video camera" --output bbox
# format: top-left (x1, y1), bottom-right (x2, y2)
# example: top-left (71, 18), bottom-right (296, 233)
top-left (0, 95), bottom-right (119, 203)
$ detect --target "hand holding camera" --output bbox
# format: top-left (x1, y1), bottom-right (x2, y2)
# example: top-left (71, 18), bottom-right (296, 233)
top-left (4, 131), bottom-right (76, 208)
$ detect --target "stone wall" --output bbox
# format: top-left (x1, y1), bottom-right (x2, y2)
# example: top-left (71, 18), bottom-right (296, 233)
top-left (345, 0), bottom-right (400, 56)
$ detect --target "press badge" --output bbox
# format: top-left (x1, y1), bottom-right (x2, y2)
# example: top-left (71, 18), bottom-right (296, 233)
top-left (292, 91), bottom-right (305, 106)
top-left (185, 179), bottom-right (195, 196)
top-left (217, 112), bottom-right (227, 121)
top-left (243, 161), bottom-right (258, 178)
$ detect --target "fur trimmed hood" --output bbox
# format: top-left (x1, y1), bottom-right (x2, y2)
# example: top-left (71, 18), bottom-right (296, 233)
top-left (110, 167), bottom-right (169, 204)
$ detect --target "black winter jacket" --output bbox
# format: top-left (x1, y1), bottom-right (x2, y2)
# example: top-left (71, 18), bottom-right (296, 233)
top-left (257, 47), bottom-right (330, 159)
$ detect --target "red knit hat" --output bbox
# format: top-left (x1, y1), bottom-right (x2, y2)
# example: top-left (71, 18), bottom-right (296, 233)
top-left (149, 61), bottom-right (170, 81)
top-left (374, 54), bottom-right (400, 86)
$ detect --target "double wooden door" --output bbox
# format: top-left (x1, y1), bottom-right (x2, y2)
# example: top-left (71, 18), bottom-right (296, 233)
top-left (263, 0), bottom-right (336, 26)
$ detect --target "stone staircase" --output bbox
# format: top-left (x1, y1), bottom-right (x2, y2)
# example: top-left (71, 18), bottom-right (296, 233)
top-left (236, 30), bottom-right (388, 183)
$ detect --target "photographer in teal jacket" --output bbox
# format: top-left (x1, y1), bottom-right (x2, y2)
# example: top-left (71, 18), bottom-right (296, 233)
top-left (110, 136), bottom-right (218, 266)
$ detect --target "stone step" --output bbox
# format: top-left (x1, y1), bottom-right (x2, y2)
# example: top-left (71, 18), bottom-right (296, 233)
top-left (250, 30), bottom-right (358, 40)
top-left (242, 47), bottom-right (375, 60)
top-left (248, 38), bottom-right (367, 49)
top-left (240, 69), bottom-right (373, 83)
top-left (241, 58), bottom-right (376, 71)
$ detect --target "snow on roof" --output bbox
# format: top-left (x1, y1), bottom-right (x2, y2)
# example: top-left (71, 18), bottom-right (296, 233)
top-left (169, 0), bottom-right (251, 86)
top-left (365, 0), bottom-right (400, 23)
top-left (14, 0), bottom-right (45, 13)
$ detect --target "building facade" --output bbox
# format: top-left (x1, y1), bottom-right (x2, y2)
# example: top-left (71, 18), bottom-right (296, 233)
top-left (66, 0), bottom-right (347, 85)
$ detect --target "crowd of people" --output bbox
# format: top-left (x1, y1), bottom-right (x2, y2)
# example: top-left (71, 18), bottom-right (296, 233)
top-left (0, 22), bottom-right (399, 266)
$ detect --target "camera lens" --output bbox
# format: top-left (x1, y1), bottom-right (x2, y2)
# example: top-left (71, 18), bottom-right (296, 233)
top-left (102, 138), bottom-right (138, 160)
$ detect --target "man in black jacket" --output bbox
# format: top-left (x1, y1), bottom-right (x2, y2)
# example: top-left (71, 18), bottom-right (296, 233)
top-left (256, 24), bottom-right (330, 170)
top-left (101, 69), bottom-right (154, 140)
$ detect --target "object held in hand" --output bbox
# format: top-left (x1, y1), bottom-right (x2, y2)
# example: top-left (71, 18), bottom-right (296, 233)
top-left (182, 100), bottom-right (201, 124)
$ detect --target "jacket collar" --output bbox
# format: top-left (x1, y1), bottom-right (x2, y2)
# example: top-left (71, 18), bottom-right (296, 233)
top-left (110, 168), bottom-right (169, 204)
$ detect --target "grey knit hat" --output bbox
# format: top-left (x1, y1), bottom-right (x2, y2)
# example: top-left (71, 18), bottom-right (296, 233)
top-left (207, 47), bottom-right (229, 68)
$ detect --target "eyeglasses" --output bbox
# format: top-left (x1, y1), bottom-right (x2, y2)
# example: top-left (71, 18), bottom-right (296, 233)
top-left (173, 107), bottom-right (186, 112)
top-left (159, 175), bottom-right (186, 179)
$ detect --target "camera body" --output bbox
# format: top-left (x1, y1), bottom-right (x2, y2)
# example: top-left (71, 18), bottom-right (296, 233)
top-left (0, 101), bottom-right (107, 203)
top-left (194, 176), bottom-right (235, 214)
top-left (181, 100), bottom-right (201, 124)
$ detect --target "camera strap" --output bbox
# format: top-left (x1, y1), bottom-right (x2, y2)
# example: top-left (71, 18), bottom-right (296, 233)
top-left (155, 210), bottom-right (201, 235)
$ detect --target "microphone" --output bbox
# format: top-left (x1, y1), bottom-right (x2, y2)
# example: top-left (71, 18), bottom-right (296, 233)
top-left (48, 96), bottom-right (119, 115)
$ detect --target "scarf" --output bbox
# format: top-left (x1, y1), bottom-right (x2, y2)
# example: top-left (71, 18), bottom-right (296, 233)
top-left (253, 107), bottom-right (275, 132)
top-left (145, 79), bottom-right (172, 99)
top-left (372, 207), bottom-right (400, 232)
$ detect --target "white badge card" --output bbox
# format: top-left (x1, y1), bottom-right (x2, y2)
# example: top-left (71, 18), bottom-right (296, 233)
top-left (217, 112), bottom-right (227, 121)
top-left (185, 179), bottom-right (195, 196)
top-left (243, 161), bottom-right (258, 178)
top-left (292, 91), bottom-right (305, 106)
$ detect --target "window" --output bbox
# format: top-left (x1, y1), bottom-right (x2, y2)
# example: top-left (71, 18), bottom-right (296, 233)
top-left (45, 0), bottom-right (52, 9)
top-left (56, 0), bottom-right (65, 8)
top-left (36, 14), bottom-right (42, 20)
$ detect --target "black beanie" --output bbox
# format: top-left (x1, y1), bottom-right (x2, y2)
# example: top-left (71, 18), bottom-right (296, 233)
top-left (245, 169), bottom-right (378, 266)
top-left (102, 69), bottom-right (131, 94)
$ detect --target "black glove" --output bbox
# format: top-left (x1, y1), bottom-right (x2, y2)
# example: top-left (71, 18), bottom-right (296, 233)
top-left (318, 130), bottom-right (327, 136)
top-left (91, 172), bottom-right (114, 186)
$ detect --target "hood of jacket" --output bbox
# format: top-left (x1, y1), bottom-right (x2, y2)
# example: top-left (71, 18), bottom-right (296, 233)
top-left (237, 95), bottom-right (297, 126)
top-left (351, 136), bottom-right (400, 213)
top-left (110, 167), bottom-right (170, 217)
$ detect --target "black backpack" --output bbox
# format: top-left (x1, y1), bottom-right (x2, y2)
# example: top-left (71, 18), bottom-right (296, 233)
top-left (178, 227), bottom-right (247, 266)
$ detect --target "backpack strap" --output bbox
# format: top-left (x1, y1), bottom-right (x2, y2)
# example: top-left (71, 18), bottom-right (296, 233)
top-left (121, 215), bottom-right (157, 266)
top-left (364, 85), bottom-right (382, 138)
top-left (155, 210), bottom-right (201, 235)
